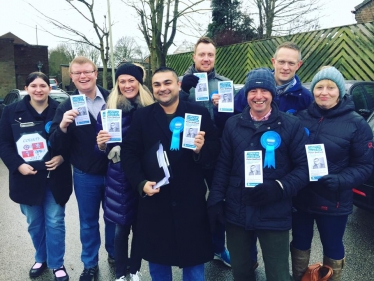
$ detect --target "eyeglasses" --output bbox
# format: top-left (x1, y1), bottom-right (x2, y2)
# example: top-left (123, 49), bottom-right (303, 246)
top-left (70, 70), bottom-right (96, 76)
top-left (275, 60), bottom-right (298, 67)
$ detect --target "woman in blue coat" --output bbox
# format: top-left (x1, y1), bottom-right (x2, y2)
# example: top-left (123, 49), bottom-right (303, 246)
top-left (0, 72), bottom-right (72, 280)
top-left (291, 67), bottom-right (374, 281)
top-left (96, 63), bottom-right (154, 281)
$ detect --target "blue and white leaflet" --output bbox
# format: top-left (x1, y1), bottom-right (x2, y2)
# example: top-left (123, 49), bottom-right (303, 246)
top-left (70, 95), bottom-right (91, 126)
top-left (305, 144), bottom-right (329, 181)
top-left (244, 150), bottom-right (263, 188)
top-left (193, 72), bottom-right (209, 101)
top-left (182, 113), bottom-right (202, 150)
top-left (218, 81), bottom-right (234, 113)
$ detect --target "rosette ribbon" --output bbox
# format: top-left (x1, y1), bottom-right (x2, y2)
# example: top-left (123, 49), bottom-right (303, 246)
top-left (169, 117), bottom-right (184, 151)
top-left (260, 131), bottom-right (281, 169)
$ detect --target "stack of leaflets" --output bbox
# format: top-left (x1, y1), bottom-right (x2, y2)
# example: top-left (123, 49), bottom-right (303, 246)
top-left (100, 109), bottom-right (122, 143)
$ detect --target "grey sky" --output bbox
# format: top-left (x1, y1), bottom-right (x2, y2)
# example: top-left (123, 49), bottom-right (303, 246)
top-left (0, 0), bottom-right (364, 53)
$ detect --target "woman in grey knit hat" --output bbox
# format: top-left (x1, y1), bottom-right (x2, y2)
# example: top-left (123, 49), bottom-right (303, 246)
top-left (291, 66), bottom-right (374, 281)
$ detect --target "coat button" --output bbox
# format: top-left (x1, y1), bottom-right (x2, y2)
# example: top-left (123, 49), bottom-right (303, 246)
top-left (172, 201), bottom-right (177, 207)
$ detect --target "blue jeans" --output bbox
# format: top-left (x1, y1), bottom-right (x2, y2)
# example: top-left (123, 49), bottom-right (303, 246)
top-left (292, 209), bottom-right (348, 259)
top-left (73, 167), bottom-right (115, 268)
top-left (114, 224), bottom-right (141, 278)
top-left (20, 187), bottom-right (66, 269)
top-left (149, 262), bottom-right (204, 281)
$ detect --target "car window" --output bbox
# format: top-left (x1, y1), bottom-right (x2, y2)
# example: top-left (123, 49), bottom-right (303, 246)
top-left (3, 91), bottom-right (21, 105)
top-left (350, 82), bottom-right (374, 120)
top-left (50, 94), bottom-right (69, 103)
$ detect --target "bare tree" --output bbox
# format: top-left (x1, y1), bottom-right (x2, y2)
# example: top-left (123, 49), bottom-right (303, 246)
top-left (29, 0), bottom-right (111, 88)
top-left (122, 0), bottom-right (208, 72)
top-left (112, 36), bottom-right (143, 67)
top-left (246, 0), bottom-right (321, 38)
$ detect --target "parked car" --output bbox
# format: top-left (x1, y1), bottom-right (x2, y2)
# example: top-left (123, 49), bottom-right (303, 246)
top-left (348, 81), bottom-right (374, 212)
top-left (49, 78), bottom-right (58, 90)
top-left (0, 89), bottom-right (69, 119)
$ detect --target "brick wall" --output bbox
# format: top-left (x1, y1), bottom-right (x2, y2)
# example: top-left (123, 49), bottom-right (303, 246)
top-left (0, 39), bottom-right (16, 98)
top-left (14, 44), bottom-right (49, 90)
top-left (355, 1), bottom-right (374, 23)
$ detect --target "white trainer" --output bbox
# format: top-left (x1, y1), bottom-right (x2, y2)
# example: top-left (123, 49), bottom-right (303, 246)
top-left (130, 271), bottom-right (142, 281)
top-left (115, 276), bottom-right (126, 281)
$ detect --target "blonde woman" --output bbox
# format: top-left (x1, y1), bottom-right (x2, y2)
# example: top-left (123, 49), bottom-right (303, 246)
top-left (96, 63), bottom-right (154, 281)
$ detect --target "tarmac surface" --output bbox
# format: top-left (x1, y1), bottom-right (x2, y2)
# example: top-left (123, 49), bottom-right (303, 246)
top-left (1, 158), bottom-right (374, 280)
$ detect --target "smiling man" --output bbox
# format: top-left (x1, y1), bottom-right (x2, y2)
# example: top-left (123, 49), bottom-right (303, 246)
top-left (49, 56), bottom-right (115, 281)
top-left (122, 67), bottom-right (220, 280)
top-left (179, 37), bottom-right (233, 267)
top-left (235, 41), bottom-right (313, 115)
top-left (208, 68), bottom-right (309, 281)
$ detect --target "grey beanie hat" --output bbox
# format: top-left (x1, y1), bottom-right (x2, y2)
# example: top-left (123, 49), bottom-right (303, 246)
top-left (310, 66), bottom-right (345, 98)
top-left (115, 63), bottom-right (144, 84)
top-left (244, 68), bottom-right (277, 98)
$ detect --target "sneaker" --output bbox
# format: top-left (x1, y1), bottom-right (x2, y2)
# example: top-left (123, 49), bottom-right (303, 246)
top-left (214, 248), bottom-right (231, 267)
top-left (130, 271), bottom-right (142, 281)
top-left (79, 265), bottom-right (98, 281)
top-left (115, 276), bottom-right (126, 281)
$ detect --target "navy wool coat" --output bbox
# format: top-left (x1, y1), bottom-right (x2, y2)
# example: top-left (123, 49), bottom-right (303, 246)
top-left (122, 100), bottom-right (220, 267)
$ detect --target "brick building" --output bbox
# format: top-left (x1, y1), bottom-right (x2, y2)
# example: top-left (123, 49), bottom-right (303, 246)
top-left (0, 32), bottom-right (49, 98)
top-left (353, 0), bottom-right (374, 23)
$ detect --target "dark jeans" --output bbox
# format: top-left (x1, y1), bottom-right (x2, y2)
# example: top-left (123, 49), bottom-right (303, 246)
top-left (204, 168), bottom-right (225, 253)
top-left (73, 167), bottom-right (115, 268)
top-left (114, 224), bottom-right (141, 278)
top-left (291, 209), bottom-right (348, 260)
top-left (226, 223), bottom-right (292, 281)
top-left (149, 262), bottom-right (204, 281)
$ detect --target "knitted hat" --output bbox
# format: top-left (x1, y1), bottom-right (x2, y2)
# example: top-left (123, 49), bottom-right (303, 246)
top-left (310, 66), bottom-right (345, 98)
top-left (115, 63), bottom-right (144, 84)
top-left (244, 68), bottom-right (276, 98)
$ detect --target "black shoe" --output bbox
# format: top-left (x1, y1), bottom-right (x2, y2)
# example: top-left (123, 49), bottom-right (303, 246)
top-left (108, 255), bottom-right (115, 265)
top-left (79, 265), bottom-right (98, 281)
top-left (29, 262), bottom-right (47, 278)
top-left (53, 265), bottom-right (69, 281)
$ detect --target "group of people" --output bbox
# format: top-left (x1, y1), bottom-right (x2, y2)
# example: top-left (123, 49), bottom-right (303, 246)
top-left (0, 36), bottom-right (372, 281)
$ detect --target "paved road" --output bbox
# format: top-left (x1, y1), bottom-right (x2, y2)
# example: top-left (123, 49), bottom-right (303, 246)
top-left (0, 158), bottom-right (373, 280)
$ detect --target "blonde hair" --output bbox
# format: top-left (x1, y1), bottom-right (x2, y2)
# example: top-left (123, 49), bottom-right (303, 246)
top-left (69, 56), bottom-right (98, 72)
top-left (106, 63), bottom-right (154, 109)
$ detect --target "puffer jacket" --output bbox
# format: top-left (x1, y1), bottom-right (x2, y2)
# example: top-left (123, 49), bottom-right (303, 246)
top-left (207, 103), bottom-right (309, 231)
top-left (96, 102), bottom-right (140, 226)
top-left (295, 95), bottom-right (374, 215)
top-left (180, 64), bottom-right (230, 128)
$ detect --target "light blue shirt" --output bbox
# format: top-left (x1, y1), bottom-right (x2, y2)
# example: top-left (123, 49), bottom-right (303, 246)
top-left (79, 86), bottom-right (105, 120)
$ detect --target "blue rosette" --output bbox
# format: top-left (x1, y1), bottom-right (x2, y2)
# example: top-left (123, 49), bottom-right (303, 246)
top-left (260, 131), bottom-right (281, 169)
top-left (169, 117), bottom-right (184, 150)
top-left (45, 121), bottom-right (53, 147)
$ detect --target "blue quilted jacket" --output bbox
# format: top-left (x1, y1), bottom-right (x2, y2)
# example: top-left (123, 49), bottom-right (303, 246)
top-left (96, 105), bottom-right (139, 226)
top-left (295, 96), bottom-right (374, 216)
top-left (208, 103), bottom-right (309, 231)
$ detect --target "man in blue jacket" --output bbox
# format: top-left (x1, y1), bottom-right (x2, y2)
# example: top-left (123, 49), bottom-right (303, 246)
top-left (233, 41), bottom-right (313, 115)
top-left (49, 56), bottom-right (115, 281)
top-left (207, 68), bottom-right (309, 281)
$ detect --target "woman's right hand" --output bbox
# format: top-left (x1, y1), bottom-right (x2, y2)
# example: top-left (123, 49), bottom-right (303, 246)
top-left (97, 130), bottom-right (111, 150)
top-left (18, 163), bottom-right (37, 175)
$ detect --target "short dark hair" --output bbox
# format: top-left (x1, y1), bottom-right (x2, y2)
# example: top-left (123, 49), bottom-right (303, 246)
top-left (194, 37), bottom-right (216, 53)
top-left (25, 72), bottom-right (49, 87)
top-left (153, 67), bottom-right (178, 80)
top-left (274, 41), bottom-right (302, 61)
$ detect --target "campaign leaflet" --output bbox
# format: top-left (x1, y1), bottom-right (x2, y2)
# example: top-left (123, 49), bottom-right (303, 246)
top-left (100, 110), bottom-right (107, 131)
top-left (193, 72), bottom-right (209, 101)
top-left (16, 132), bottom-right (48, 163)
top-left (182, 113), bottom-right (202, 150)
top-left (70, 95), bottom-right (91, 126)
top-left (305, 144), bottom-right (329, 181)
top-left (106, 109), bottom-right (122, 143)
top-left (244, 150), bottom-right (263, 188)
top-left (218, 81), bottom-right (234, 113)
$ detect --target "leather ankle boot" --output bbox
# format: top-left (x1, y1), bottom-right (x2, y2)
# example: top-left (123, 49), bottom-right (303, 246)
top-left (290, 244), bottom-right (311, 281)
top-left (323, 256), bottom-right (345, 281)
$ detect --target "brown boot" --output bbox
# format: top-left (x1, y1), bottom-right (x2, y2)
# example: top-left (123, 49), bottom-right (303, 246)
top-left (323, 256), bottom-right (345, 281)
top-left (290, 244), bottom-right (311, 281)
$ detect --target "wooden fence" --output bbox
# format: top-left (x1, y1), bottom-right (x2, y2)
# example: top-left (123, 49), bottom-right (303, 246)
top-left (166, 22), bottom-right (374, 83)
